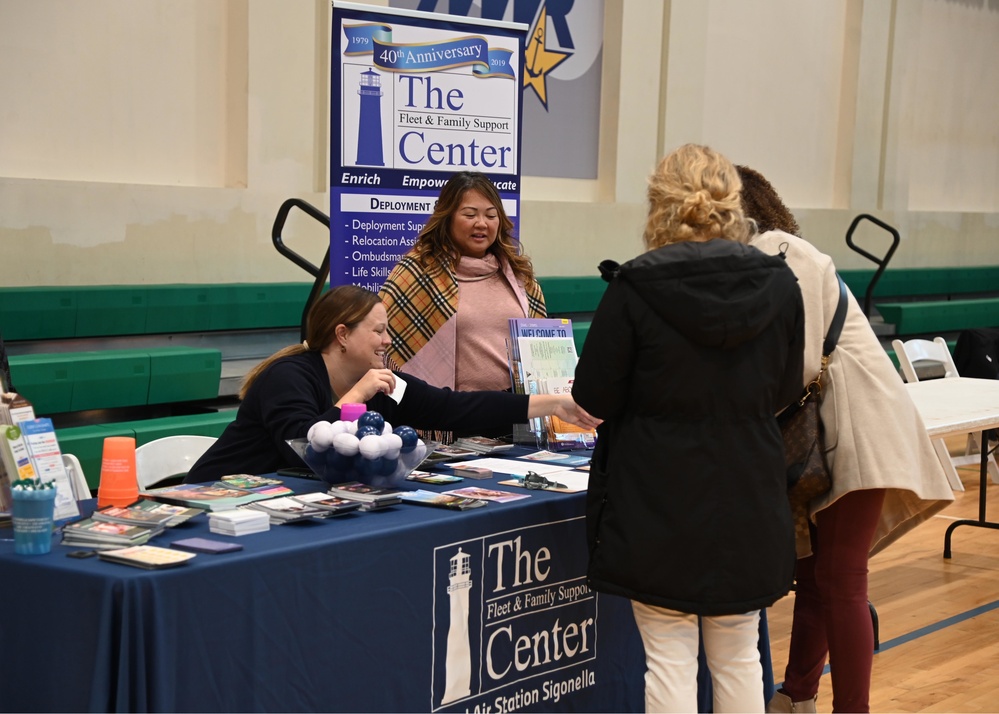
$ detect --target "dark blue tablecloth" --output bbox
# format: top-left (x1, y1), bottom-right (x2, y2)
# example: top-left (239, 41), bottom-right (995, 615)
top-left (0, 470), bottom-right (773, 712)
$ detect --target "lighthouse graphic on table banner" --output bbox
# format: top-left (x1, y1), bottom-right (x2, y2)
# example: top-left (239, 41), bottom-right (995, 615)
top-left (441, 547), bottom-right (473, 704)
top-left (430, 521), bottom-right (600, 712)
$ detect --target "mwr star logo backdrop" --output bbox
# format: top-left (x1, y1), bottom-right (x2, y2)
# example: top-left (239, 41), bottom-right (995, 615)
top-left (523, 6), bottom-right (570, 109)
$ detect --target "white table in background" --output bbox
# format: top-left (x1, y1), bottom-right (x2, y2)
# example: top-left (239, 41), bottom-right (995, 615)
top-left (905, 377), bottom-right (999, 558)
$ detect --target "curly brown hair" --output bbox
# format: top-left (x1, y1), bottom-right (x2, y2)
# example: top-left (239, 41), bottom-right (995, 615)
top-left (409, 171), bottom-right (537, 285)
top-left (735, 165), bottom-right (800, 236)
top-left (644, 144), bottom-right (750, 249)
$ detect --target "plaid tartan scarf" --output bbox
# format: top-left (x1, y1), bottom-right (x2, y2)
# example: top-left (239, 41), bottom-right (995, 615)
top-left (380, 254), bottom-right (546, 369)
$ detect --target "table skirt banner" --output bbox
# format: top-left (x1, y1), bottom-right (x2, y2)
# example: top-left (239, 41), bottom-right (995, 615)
top-left (0, 473), bottom-right (772, 712)
top-left (0, 479), bottom-right (645, 712)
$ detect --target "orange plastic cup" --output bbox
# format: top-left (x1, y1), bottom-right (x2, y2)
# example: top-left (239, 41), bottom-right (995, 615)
top-left (97, 436), bottom-right (139, 508)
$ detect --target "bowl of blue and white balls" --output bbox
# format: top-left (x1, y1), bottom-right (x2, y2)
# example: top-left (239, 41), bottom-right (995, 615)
top-left (287, 410), bottom-right (428, 488)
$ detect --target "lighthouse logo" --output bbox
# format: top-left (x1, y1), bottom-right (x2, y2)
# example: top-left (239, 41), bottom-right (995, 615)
top-left (355, 69), bottom-right (386, 166)
top-left (441, 547), bottom-right (474, 704)
top-left (431, 519), bottom-right (599, 712)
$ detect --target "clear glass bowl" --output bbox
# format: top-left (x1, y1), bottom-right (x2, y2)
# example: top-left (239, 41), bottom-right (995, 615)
top-left (286, 437), bottom-right (426, 488)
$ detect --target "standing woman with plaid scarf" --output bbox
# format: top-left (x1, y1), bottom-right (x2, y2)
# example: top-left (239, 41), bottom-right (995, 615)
top-left (379, 172), bottom-right (546, 393)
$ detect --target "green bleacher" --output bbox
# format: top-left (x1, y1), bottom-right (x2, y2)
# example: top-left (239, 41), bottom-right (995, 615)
top-left (1, 283), bottom-right (311, 491)
top-left (839, 266), bottom-right (999, 335)
top-left (9, 347), bottom-right (222, 414)
top-left (0, 283), bottom-right (312, 341)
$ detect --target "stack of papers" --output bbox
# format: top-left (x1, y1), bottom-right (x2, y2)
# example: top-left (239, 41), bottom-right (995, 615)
top-left (244, 496), bottom-right (328, 524)
top-left (93, 500), bottom-right (205, 529)
top-left (291, 492), bottom-right (363, 516)
top-left (209, 509), bottom-right (270, 536)
top-left (451, 436), bottom-right (514, 454)
top-left (327, 482), bottom-right (402, 511)
top-left (62, 518), bottom-right (162, 549)
top-left (217, 474), bottom-right (294, 497)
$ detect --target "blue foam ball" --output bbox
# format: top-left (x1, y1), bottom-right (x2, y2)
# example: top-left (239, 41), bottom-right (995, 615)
top-left (355, 425), bottom-right (382, 440)
top-left (393, 425), bottom-right (419, 452)
top-left (357, 411), bottom-right (385, 432)
top-left (361, 456), bottom-right (383, 478)
top-left (378, 455), bottom-right (399, 477)
top-left (326, 449), bottom-right (354, 472)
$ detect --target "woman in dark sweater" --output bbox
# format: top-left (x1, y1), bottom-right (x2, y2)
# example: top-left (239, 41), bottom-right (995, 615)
top-left (186, 285), bottom-right (597, 483)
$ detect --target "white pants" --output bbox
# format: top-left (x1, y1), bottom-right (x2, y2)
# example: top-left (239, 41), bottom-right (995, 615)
top-left (631, 601), bottom-right (764, 713)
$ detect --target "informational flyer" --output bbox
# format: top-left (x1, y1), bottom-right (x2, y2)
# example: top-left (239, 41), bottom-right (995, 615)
top-left (331, 1), bottom-right (526, 291)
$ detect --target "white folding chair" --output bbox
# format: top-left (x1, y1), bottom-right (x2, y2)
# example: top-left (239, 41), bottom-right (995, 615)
top-left (134, 435), bottom-right (217, 489)
top-left (61, 453), bottom-right (92, 501)
top-left (893, 337), bottom-right (999, 490)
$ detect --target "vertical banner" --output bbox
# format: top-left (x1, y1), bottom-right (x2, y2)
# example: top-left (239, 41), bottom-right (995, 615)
top-left (331, 1), bottom-right (526, 292)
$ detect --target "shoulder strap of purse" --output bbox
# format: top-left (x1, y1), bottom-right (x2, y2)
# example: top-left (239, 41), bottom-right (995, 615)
top-left (821, 275), bottom-right (849, 357)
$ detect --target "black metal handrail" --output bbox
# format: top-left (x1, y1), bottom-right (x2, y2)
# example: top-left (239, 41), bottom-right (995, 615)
top-left (271, 198), bottom-right (332, 342)
top-left (845, 214), bottom-right (900, 317)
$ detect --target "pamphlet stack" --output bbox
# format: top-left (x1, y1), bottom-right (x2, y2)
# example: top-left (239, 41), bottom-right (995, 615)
top-left (326, 482), bottom-right (402, 510)
top-left (209, 509), bottom-right (270, 536)
top-left (62, 518), bottom-right (162, 549)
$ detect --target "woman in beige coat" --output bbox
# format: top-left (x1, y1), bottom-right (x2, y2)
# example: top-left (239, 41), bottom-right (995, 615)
top-left (738, 166), bottom-right (954, 714)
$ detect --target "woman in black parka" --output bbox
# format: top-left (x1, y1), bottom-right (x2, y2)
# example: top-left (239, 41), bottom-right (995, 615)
top-left (572, 144), bottom-right (804, 713)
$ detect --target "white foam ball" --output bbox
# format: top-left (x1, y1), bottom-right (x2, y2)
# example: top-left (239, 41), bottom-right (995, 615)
top-left (382, 433), bottom-right (402, 459)
top-left (358, 434), bottom-right (386, 459)
top-left (307, 420), bottom-right (330, 443)
top-left (381, 421), bottom-right (393, 435)
top-left (309, 422), bottom-right (335, 451)
top-left (344, 420), bottom-right (358, 435)
top-left (330, 420), bottom-right (350, 436)
top-left (332, 432), bottom-right (360, 456)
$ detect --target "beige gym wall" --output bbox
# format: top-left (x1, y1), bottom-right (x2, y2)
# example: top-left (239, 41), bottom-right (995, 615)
top-left (1, 0), bottom-right (996, 287)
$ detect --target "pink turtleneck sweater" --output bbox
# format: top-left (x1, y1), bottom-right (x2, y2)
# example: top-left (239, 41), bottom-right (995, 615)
top-left (454, 254), bottom-right (525, 391)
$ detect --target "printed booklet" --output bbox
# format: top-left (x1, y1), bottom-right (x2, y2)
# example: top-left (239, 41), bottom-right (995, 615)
top-left (141, 483), bottom-right (276, 512)
top-left (442, 486), bottom-right (529, 503)
top-left (217, 474), bottom-right (294, 497)
top-left (98, 545), bottom-right (197, 570)
top-left (406, 470), bottom-right (463, 485)
top-left (326, 482), bottom-right (403, 508)
top-left (61, 518), bottom-right (161, 549)
top-left (451, 436), bottom-right (514, 454)
top-left (244, 496), bottom-right (329, 524)
top-left (170, 537), bottom-right (244, 554)
top-left (291, 492), bottom-right (364, 516)
top-left (94, 500), bottom-right (204, 529)
top-left (399, 489), bottom-right (487, 510)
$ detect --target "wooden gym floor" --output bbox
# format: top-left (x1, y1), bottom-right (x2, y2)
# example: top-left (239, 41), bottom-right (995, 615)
top-left (766, 438), bottom-right (999, 712)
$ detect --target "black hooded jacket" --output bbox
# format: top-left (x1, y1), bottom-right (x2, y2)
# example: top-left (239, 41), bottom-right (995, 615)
top-left (572, 239), bottom-right (805, 616)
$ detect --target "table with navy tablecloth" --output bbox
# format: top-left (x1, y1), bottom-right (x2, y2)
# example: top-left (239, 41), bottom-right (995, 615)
top-left (0, 470), bottom-right (774, 712)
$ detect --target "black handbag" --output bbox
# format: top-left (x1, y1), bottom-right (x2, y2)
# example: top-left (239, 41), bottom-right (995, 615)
top-left (778, 276), bottom-right (848, 548)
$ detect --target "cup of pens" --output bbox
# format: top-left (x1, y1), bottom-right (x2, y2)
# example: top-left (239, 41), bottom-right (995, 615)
top-left (10, 478), bottom-right (58, 555)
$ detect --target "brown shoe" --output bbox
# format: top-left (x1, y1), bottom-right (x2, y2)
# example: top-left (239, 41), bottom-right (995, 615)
top-left (766, 690), bottom-right (817, 713)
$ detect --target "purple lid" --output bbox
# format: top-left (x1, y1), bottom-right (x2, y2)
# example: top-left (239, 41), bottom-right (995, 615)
top-left (339, 403), bottom-right (366, 422)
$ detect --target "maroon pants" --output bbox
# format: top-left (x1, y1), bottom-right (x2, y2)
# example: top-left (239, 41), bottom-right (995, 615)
top-left (782, 488), bottom-right (886, 713)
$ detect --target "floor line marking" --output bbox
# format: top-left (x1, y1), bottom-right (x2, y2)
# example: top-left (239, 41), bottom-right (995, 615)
top-left (874, 597), bottom-right (999, 652)
top-left (772, 598), bottom-right (999, 686)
